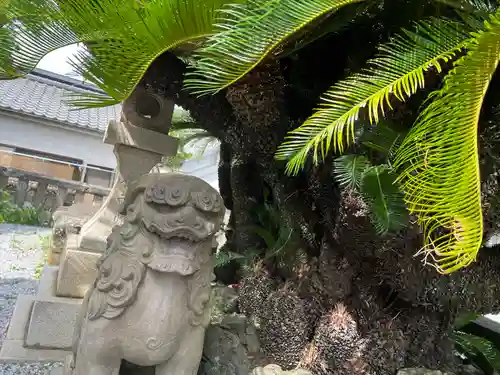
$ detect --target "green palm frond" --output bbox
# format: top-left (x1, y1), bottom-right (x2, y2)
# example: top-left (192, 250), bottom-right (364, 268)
top-left (172, 128), bottom-right (220, 158)
top-left (333, 155), bottom-right (371, 189)
top-left (454, 0), bottom-right (497, 31)
top-left (184, 134), bottom-right (220, 157)
top-left (454, 331), bottom-right (500, 373)
top-left (215, 249), bottom-right (246, 268)
top-left (170, 108), bottom-right (200, 131)
top-left (360, 165), bottom-right (408, 235)
top-left (434, 0), bottom-right (496, 16)
top-left (0, 0), bottom-right (10, 24)
top-left (360, 121), bottom-right (407, 157)
top-left (393, 14), bottom-right (500, 274)
top-left (275, 18), bottom-right (473, 175)
top-left (0, 0), bottom-right (242, 107)
top-left (274, 2), bottom-right (374, 60)
top-left (185, 0), bottom-right (363, 95)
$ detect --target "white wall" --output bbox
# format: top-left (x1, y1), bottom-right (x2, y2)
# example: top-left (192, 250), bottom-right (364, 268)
top-left (0, 110), bottom-right (220, 186)
top-left (0, 113), bottom-right (116, 169)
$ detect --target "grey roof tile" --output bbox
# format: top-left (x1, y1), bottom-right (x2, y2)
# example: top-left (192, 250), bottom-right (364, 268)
top-left (0, 69), bottom-right (121, 132)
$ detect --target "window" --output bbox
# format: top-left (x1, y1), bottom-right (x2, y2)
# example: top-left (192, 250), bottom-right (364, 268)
top-left (84, 165), bottom-right (115, 188)
top-left (0, 145), bottom-right (83, 181)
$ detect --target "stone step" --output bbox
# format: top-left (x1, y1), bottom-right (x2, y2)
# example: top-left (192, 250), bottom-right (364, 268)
top-left (0, 291), bottom-right (82, 363)
top-left (4, 294), bottom-right (34, 342)
top-left (0, 340), bottom-right (69, 363)
top-left (25, 299), bottom-right (81, 350)
top-left (37, 265), bottom-right (59, 299)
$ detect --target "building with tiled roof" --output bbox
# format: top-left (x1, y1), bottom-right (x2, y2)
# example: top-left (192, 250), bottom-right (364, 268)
top-left (0, 69), bottom-right (120, 187)
top-left (0, 69), bottom-right (121, 132)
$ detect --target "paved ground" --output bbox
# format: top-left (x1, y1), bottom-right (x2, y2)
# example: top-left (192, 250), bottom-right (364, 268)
top-left (0, 224), bottom-right (62, 375)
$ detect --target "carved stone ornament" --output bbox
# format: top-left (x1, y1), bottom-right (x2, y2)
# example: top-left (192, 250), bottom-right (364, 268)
top-left (68, 173), bottom-right (225, 375)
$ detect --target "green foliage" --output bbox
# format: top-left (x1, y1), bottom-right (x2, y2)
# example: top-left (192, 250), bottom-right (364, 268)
top-left (164, 107), bottom-right (219, 170)
top-left (455, 313), bottom-right (482, 329)
top-left (2, 0), bottom-right (499, 273)
top-left (454, 331), bottom-right (500, 374)
top-left (333, 155), bottom-right (370, 190)
top-left (173, 128), bottom-right (219, 158)
top-left (185, 0), bottom-right (363, 94)
top-left (0, 0), bottom-right (244, 106)
top-left (360, 122), bottom-right (406, 158)
top-left (215, 198), bottom-right (305, 272)
top-left (214, 248), bottom-right (259, 270)
top-left (394, 12), bottom-right (500, 273)
top-left (453, 313), bottom-right (500, 375)
top-left (275, 18), bottom-right (473, 174)
top-left (360, 165), bottom-right (408, 234)
top-left (0, 190), bottom-right (50, 226)
top-left (451, 313), bottom-right (500, 375)
top-left (274, 2), bottom-right (375, 60)
top-left (246, 199), bottom-right (305, 270)
top-left (215, 249), bottom-right (246, 268)
top-left (171, 106), bottom-right (195, 125)
top-left (0, 0), bottom-right (9, 24)
top-left (333, 124), bottom-right (409, 235)
top-left (162, 150), bottom-right (194, 171)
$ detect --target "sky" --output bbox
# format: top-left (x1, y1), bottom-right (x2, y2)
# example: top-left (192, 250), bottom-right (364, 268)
top-left (36, 44), bottom-right (82, 77)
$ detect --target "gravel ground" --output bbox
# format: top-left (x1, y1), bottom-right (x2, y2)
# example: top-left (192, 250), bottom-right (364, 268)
top-left (0, 224), bottom-right (63, 375)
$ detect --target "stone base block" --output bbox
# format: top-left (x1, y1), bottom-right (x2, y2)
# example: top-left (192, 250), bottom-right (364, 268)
top-left (0, 295), bottom-right (80, 363)
top-left (26, 300), bottom-right (81, 350)
top-left (56, 247), bottom-right (101, 298)
top-left (0, 267), bottom-right (83, 364)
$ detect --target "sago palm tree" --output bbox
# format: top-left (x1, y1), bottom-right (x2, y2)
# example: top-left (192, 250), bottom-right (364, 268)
top-left (184, 0), bottom-right (500, 274)
top-left (0, 0), bottom-right (245, 104)
top-left (0, 0), bottom-right (497, 273)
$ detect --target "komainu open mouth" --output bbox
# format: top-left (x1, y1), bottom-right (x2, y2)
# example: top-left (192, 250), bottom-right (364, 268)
top-left (142, 219), bottom-right (214, 243)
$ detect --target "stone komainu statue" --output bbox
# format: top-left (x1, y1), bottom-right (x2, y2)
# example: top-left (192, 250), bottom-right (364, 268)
top-left (68, 173), bottom-right (225, 375)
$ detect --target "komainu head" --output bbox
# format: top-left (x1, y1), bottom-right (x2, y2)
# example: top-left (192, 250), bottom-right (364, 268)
top-left (117, 173), bottom-right (225, 276)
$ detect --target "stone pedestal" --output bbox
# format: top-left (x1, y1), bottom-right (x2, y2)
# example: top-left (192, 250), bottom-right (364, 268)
top-left (0, 90), bottom-right (178, 364)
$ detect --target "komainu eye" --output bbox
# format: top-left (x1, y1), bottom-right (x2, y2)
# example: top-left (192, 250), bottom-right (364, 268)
top-left (193, 192), bottom-right (221, 212)
top-left (146, 184), bottom-right (189, 206)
